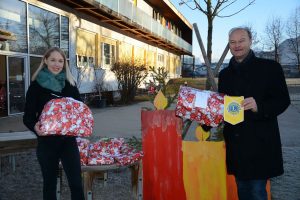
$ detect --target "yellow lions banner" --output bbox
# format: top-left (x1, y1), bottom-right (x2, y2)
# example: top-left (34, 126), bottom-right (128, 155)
top-left (224, 96), bottom-right (244, 125)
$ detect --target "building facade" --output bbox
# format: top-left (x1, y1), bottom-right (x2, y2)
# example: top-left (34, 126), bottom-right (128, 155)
top-left (256, 37), bottom-right (300, 78)
top-left (0, 0), bottom-right (193, 117)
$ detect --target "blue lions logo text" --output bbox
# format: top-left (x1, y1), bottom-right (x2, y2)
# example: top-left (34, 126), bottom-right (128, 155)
top-left (227, 102), bottom-right (241, 115)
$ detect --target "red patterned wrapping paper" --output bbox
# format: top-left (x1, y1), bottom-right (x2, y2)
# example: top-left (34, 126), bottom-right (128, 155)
top-left (116, 151), bottom-right (143, 165)
top-left (114, 143), bottom-right (143, 165)
top-left (175, 86), bottom-right (224, 127)
top-left (87, 138), bottom-right (124, 165)
top-left (76, 137), bottom-right (90, 165)
top-left (83, 138), bottom-right (143, 166)
top-left (39, 97), bottom-right (94, 137)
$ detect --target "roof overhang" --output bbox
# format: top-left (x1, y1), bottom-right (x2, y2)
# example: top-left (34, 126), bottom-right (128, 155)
top-left (146, 0), bottom-right (192, 30)
top-left (48, 0), bottom-right (192, 56)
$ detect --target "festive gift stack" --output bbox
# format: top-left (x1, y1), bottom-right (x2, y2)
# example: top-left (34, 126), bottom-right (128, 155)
top-left (115, 143), bottom-right (143, 165)
top-left (39, 97), bottom-right (94, 137)
top-left (78, 137), bottom-right (143, 166)
top-left (76, 137), bottom-right (90, 166)
top-left (175, 86), bottom-right (224, 127)
top-left (87, 138), bottom-right (123, 165)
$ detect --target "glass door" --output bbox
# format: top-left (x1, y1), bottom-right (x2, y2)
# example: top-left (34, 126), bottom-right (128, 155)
top-left (7, 56), bottom-right (26, 114)
top-left (0, 55), bottom-right (7, 117)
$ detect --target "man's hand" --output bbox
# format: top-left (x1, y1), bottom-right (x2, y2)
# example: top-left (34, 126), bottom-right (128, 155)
top-left (242, 97), bottom-right (258, 112)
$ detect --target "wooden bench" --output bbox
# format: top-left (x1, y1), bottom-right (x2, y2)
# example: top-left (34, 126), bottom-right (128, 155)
top-left (0, 131), bottom-right (37, 174)
top-left (0, 131), bottom-right (37, 154)
top-left (58, 162), bottom-right (143, 200)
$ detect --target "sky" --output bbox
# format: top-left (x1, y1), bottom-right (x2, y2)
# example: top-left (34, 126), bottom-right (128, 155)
top-left (170, 0), bottom-right (300, 63)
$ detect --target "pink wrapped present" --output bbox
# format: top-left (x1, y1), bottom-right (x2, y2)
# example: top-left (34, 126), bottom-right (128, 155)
top-left (116, 144), bottom-right (143, 166)
top-left (87, 140), bottom-right (115, 165)
top-left (115, 152), bottom-right (143, 166)
top-left (76, 137), bottom-right (90, 165)
top-left (175, 86), bottom-right (224, 127)
top-left (87, 138), bottom-right (124, 165)
top-left (39, 97), bottom-right (94, 137)
top-left (104, 138), bottom-right (125, 155)
top-left (85, 138), bottom-right (143, 166)
top-left (88, 154), bottom-right (115, 165)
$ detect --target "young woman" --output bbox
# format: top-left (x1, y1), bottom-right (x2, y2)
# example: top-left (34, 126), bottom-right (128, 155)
top-left (23, 47), bottom-right (85, 200)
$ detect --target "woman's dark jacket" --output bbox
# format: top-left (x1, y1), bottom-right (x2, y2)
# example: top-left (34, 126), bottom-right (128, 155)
top-left (218, 52), bottom-right (290, 180)
top-left (23, 80), bottom-right (81, 135)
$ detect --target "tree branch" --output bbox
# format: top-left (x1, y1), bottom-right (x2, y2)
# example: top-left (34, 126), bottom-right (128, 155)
top-left (194, 0), bottom-right (208, 14)
top-left (216, 0), bottom-right (255, 18)
top-left (179, 0), bottom-right (197, 10)
top-left (212, 0), bottom-right (230, 17)
top-left (215, 0), bottom-right (237, 15)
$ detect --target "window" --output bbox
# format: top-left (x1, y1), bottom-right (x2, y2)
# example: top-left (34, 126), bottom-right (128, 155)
top-left (29, 56), bottom-right (42, 79)
top-left (146, 51), bottom-right (155, 68)
top-left (158, 53), bottom-right (164, 62)
top-left (134, 46), bottom-right (145, 64)
top-left (0, 0), bottom-right (27, 53)
top-left (101, 42), bottom-right (115, 68)
top-left (158, 53), bottom-right (165, 67)
top-left (60, 16), bottom-right (69, 57)
top-left (29, 5), bottom-right (59, 55)
top-left (77, 55), bottom-right (95, 69)
top-left (76, 29), bottom-right (96, 60)
top-left (0, 1), bottom-right (69, 55)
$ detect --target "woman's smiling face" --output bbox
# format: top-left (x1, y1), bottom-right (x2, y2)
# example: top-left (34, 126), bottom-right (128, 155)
top-left (44, 51), bottom-right (64, 75)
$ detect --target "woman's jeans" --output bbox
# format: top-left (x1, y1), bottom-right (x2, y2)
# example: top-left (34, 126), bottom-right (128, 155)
top-left (235, 178), bottom-right (268, 200)
top-left (37, 136), bottom-right (84, 200)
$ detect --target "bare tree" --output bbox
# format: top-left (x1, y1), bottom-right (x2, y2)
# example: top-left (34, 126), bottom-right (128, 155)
top-left (264, 16), bottom-right (284, 63)
top-left (286, 6), bottom-right (300, 71)
top-left (179, 0), bottom-right (255, 63)
top-left (244, 23), bottom-right (260, 50)
top-left (29, 10), bottom-right (59, 54)
top-left (179, 0), bottom-right (255, 90)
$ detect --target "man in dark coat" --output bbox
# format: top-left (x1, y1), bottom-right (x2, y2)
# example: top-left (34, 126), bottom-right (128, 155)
top-left (218, 27), bottom-right (290, 200)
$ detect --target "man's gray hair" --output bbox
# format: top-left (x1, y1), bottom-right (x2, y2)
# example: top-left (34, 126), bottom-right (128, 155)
top-left (228, 27), bottom-right (252, 40)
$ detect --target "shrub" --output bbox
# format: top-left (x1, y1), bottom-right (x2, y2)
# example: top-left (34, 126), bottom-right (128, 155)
top-left (145, 66), bottom-right (175, 109)
top-left (111, 60), bottom-right (148, 104)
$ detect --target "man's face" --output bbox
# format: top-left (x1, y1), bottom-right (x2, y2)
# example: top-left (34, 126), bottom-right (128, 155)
top-left (229, 29), bottom-right (252, 62)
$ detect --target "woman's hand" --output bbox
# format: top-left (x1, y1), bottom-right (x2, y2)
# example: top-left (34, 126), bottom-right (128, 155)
top-left (242, 97), bottom-right (258, 112)
top-left (34, 122), bottom-right (43, 135)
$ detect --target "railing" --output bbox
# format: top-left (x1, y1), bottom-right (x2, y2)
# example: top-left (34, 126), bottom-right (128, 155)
top-left (95, 0), bottom-right (192, 53)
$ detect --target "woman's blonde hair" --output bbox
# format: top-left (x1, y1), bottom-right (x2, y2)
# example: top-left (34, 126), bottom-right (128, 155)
top-left (31, 47), bottom-right (76, 86)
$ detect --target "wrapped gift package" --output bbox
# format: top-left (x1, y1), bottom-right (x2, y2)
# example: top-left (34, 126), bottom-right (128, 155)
top-left (175, 86), bottom-right (224, 127)
top-left (39, 97), bottom-right (94, 137)
top-left (88, 145), bottom-right (115, 165)
top-left (76, 137), bottom-right (90, 166)
top-left (115, 149), bottom-right (143, 166)
top-left (78, 137), bottom-right (143, 166)
top-left (87, 138), bottom-right (123, 165)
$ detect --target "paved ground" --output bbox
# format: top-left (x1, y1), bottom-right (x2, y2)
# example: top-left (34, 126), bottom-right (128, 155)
top-left (0, 96), bottom-right (300, 199)
top-left (272, 102), bottom-right (300, 200)
top-left (91, 101), bottom-right (154, 138)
